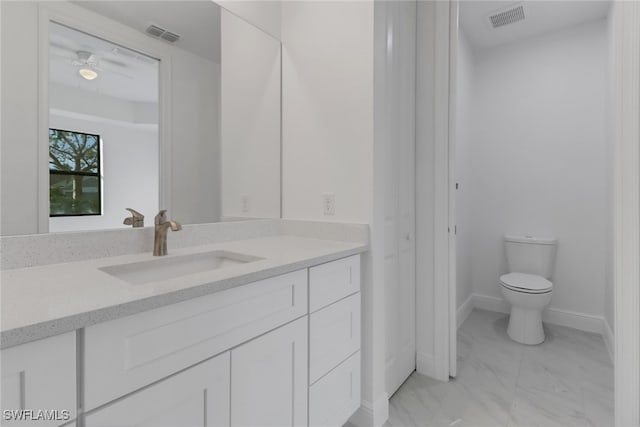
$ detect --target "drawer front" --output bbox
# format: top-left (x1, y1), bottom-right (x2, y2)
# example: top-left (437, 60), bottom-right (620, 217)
top-left (85, 270), bottom-right (307, 410)
top-left (309, 293), bottom-right (360, 384)
top-left (309, 351), bottom-right (361, 427)
top-left (85, 352), bottom-right (230, 427)
top-left (1, 332), bottom-right (76, 427)
top-left (309, 255), bottom-right (360, 312)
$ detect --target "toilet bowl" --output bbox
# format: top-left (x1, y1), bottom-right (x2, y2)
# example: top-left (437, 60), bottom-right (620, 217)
top-left (501, 235), bottom-right (557, 345)
top-left (500, 273), bottom-right (552, 345)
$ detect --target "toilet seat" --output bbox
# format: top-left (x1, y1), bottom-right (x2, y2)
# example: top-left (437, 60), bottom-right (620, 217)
top-left (500, 273), bottom-right (552, 294)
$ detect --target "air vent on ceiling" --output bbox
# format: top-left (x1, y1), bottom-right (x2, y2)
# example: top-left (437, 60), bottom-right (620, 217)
top-left (488, 4), bottom-right (525, 29)
top-left (161, 32), bottom-right (180, 43)
top-left (145, 24), bottom-right (181, 43)
top-left (145, 25), bottom-right (165, 38)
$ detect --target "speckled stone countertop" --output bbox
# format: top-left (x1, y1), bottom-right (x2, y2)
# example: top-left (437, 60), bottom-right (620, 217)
top-left (1, 228), bottom-right (368, 349)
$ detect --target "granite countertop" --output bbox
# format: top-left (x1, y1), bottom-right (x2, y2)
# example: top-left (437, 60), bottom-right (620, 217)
top-left (1, 235), bottom-right (367, 349)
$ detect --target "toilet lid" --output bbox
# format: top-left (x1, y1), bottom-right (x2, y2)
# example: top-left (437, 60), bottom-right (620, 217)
top-left (500, 273), bottom-right (552, 293)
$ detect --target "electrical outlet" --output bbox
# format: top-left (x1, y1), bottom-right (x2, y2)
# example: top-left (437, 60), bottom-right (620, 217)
top-left (322, 193), bottom-right (335, 216)
top-left (241, 195), bottom-right (250, 213)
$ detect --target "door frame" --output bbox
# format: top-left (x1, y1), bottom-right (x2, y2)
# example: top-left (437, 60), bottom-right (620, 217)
top-left (434, 0), bottom-right (640, 423)
top-left (429, 0), bottom-right (457, 383)
top-left (612, 2), bottom-right (640, 425)
top-left (447, 0), bottom-right (459, 379)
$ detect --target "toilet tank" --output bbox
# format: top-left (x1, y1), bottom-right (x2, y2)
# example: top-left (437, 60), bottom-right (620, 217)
top-left (504, 235), bottom-right (557, 279)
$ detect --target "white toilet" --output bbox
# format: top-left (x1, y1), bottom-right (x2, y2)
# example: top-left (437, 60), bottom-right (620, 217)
top-left (500, 235), bottom-right (557, 345)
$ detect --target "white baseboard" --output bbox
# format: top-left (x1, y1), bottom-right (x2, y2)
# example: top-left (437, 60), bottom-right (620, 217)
top-left (472, 293), bottom-right (510, 314)
top-left (603, 319), bottom-right (615, 364)
top-left (471, 293), bottom-right (608, 335)
top-left (544, 307), bottom-right (605, 334)
top-left (349, 393), bottom-right (389, 427)
top-left (456, 294), bottom-right (474, 329)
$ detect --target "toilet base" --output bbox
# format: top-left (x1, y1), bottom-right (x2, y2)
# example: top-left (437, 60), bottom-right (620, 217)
top-left (507, 306), bottom-right (545, 345)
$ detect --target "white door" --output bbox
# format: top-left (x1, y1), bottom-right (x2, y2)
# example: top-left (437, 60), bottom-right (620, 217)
top-left (384, 0), bottom-right (417, 397)
top-left (85, 352), bottom-right (230, 427)
top-left (231, 317), bottom-right (308, 427)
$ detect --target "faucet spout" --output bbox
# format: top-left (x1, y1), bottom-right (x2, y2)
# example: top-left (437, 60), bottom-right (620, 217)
top-left (153, 210), bottom-right (181, 256)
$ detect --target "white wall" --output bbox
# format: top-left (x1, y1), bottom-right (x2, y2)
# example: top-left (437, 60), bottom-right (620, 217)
top-left (467, 20), bottom-right (610, 318)
top-left (221, 9), bottom-right (280, 220)
top-left (49, 84), bottom-right (158, 126)
top-left (282, 1), bottom-right (373, 223)
top-left (455, 30), bottom-right (474, 309)
top-left (49, 113), bottom-right (158, 232)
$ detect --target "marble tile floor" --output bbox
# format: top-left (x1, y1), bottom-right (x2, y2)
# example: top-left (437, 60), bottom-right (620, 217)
top-left (385, 309), bottom-right (614, 427)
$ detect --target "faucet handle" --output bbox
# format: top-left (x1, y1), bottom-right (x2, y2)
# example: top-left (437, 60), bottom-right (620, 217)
top-left (124, 208), bottom-right (144, 227)
top-left (155, 209), bottom-right (168, 225)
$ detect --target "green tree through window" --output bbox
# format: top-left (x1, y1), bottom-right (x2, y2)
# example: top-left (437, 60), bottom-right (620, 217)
top-left (49, 129), bottom-right (101, 216)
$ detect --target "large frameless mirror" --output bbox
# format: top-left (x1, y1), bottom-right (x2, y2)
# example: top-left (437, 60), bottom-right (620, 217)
top-left (0, 0), bottom-right (282, 236)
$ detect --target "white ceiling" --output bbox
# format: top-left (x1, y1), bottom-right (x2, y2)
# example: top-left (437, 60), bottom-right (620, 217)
top-left (72, 1), bottom-right (221, 63)
top-left (459, 0), bottom-right (611, 50)
top-left (49, 21), bottom-right (159, 103)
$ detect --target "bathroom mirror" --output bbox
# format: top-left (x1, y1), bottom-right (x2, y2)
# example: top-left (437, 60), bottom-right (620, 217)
top-left (0, 0), bottom-right (281, 235)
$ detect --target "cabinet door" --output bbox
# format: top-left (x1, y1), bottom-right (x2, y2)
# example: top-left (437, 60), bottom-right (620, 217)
top-left (85, 352), bottom-right (230, 427)
top-left (1, 332), bottom-right (76, 427)
top-left (231, 317), bottom-right (308, 427)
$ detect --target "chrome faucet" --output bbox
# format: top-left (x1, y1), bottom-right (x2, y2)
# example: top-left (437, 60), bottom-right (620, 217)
top-left (123, 208), bottom-right (145, 228)
top-left (154, 210), bottom-right (182, 256)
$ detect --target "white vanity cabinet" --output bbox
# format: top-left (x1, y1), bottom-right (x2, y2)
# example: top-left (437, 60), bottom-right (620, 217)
top-left (85, 352), bottom-right (230, 427)
top-left (1, 254), bottom-right (362, 427)
top-left (0, 332), bottom-right (76, 427)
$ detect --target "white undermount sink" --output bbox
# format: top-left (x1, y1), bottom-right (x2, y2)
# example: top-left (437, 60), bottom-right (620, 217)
top-left (99, 250), bottom-right (263, 285)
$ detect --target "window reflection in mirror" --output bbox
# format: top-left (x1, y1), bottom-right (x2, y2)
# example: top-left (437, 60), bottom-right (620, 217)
top-left (49, 128), bottom-right (102, 216)
top-left (48, 21), bottom-right (159, 232)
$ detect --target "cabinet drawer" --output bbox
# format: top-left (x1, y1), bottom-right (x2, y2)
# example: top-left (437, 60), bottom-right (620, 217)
top-left (85, 270), bottom-right (307, 411)
top-left (1, 332), bottom-right (76, 427)
top-left (309, 255), bottom-right (360, 312)
top-left (309, 351), bottom-right (361, 427)
top-left (309, 293), bottom-right (360, 384)
top-left (85, 352), bottom-right (230, 427)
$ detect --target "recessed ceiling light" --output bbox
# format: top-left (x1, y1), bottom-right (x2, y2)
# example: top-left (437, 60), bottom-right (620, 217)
top-left (79, 68), bottom-right (98, 80)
